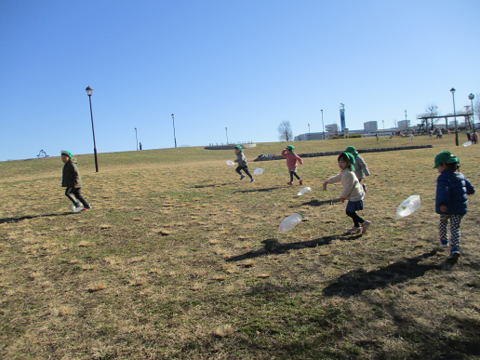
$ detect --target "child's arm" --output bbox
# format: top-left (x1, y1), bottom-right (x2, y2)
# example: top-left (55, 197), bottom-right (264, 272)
top-left (296, 154), bottom-right (303, 165)
top-left (324, 174), bottom-right (341, 190)
top-left (357, 156), bottom-right (370, 176)
top-left (436, 176), bottom-right (450, 212)
top-left (465, 178), bottom-right (475, 195)
top-left (281, 150), bottom-right (288, 158)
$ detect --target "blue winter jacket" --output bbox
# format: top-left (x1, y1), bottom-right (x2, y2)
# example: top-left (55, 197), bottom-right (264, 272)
top-left (435, 170), bottom-right (475, 215)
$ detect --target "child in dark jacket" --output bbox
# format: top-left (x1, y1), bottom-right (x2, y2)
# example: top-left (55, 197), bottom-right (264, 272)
top-left (234, 145), bottom-right (254, 183)
top-left (281, 145), bottom-right (303, 185)
top-left (61, 150), bottom-right (91, 212)
top-left (434, 151), bottom-right (475, 262)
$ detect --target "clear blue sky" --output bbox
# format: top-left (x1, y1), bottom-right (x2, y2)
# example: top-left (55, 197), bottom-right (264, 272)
top-left (1, 0), bottom-right (479, 161)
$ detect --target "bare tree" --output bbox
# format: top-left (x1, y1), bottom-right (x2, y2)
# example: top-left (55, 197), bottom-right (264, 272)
top-left (277, 120), bottom-right (293, 141)
top-left (421, 104), bottom-right (439, 130)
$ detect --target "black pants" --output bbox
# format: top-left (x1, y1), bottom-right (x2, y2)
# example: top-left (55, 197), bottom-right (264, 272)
top-left (236, 165), bottom-right (252, 179)
top-left (65, 187), bottom-right (89, 207)
top-left (346, 210), bottom-right (365, 228)
top-left (290, 170), bottom-right (301, 182)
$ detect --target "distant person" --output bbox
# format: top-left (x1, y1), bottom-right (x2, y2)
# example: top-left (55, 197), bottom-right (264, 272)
top-left (448, 129), bottom-right (451, 136)
top-left (429, 130), bottom-right (433, 139)
top-left (472, 131), bottom-right (478, 144)
top-left (61, 150), bottom-right (91, 212)
top-left (467, 131), bottom-right (471, 141)
top-left (323, 152), bottom-right (369, 234)
top-left (410, 132), bottom-right (414, 142)
top-left (433, 151), bottom-right (475, 263)
top-left (139, 142), bottom-right (142, 150)
top-left (282, 145), bottom-right (303, 185)
top-left (233, 145), bottom-right (254, 183)
top-left (345, 146), bottom-right (370, 192)
top-left (436, 128), bottom-right (442, 139)
top-left (375, 134), bottom-right (379, 143)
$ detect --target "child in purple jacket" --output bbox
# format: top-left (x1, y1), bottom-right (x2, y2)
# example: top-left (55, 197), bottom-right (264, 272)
top-left (281, 145), bottom-right (303, 186)
top-left (434, 151), bottom-right (475, 262)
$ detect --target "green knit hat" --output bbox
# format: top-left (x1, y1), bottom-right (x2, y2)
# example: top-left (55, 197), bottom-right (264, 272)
top-left (285, 145), bottom-right (295, 154)
top-left (433, 150), bottom-right (459, 169)
top-left (340, 152), bottom-right (356, 171)
top-left (235, 145), bottom-right (243, 150)
top-left (61, 150), bottom-right (73, 158)
top-left (345, 146), bottom-right (359, 157)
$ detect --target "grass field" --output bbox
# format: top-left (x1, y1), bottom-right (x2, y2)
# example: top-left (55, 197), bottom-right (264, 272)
top-left (1, 135), bottom-right (479, 359)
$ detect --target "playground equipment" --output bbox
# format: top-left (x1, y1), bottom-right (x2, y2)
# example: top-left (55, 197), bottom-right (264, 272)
top-left (37, 149), bottom-right (49, 158)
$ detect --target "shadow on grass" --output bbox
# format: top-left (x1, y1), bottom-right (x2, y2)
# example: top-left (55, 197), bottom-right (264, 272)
top-left (0, 212), bottom-right (75, 224)
top-left (233, 187), bottom-right (283, 194)
top-left (291, 198), bottom-right (342, 208)
top-left (226, 234), bottom-right (361, 262)
top-left (191, 183), bottom-right (233, 189)
top-left (322, 250), bottom-right (441, 298)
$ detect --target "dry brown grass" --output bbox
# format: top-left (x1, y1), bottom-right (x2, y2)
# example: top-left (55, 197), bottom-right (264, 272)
top-left (0, 137), bottom-right (479, 359)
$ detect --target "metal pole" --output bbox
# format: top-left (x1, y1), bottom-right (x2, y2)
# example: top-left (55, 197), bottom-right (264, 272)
top-left (321, 109), bottom-right (324, 139)
top-left (88, 95), bottom-right (99, 172)
top-left (450, 88), bottom-right (458, 146)
top-left (308, 124), bottom-right (310, 134)
top-left (171, 114), bottom-right (177, 148)
top-left (469, 94), bottom-right (475, 130)
top-left (135, 128), bottom-right (138, 150)
top-left (225, 127), bottom-right (228, 144)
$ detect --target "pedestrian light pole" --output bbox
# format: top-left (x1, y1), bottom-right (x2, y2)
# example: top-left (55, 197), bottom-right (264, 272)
top-left (85, 86), bottom-right (99, 172)
top-left (308, 123), bottom-right (310, 134)
top-left (135, 128), bottom-right (138, 150)
top-left (469, 93), bottom-right (475, 130)
top-left (450, 88), bottom-right (459, 146)
top-left (171, 113), bottom-right (177, 148)
top-left (225, 127), bottom-right (228, 144)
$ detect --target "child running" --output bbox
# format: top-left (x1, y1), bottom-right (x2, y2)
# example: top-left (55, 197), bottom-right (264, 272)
top-left (61, 150), bottom-right (92, 212)
top-left (434, 151), bottom-right (475, 262)
top-left (281, 145), bottom-right (303, 185)
top-left (345, 146), bottom-right (370, 192)
top-left (323, 152), bottom-right (370, 234)
top-left (234, 145), bottom-right (254, 183)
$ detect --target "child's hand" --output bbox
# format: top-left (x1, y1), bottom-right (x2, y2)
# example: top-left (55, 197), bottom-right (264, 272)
top-left (322, 181), bottom-right (328, 190)
top-left (440, 205), bottom-right (447, 212)
top-left (340, 197), bottom-right (345, 203)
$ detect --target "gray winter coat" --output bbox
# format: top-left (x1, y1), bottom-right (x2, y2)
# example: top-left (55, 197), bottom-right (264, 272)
top-left (354, 155), bottom-right (370, 181)
top-left (234, 151), bottom-right (248, 167)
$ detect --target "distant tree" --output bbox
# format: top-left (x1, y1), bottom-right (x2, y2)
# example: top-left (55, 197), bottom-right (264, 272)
top-left (422, 104), bottom-right (439, 130)
top-left (277, 120), bottom-right (293, 142)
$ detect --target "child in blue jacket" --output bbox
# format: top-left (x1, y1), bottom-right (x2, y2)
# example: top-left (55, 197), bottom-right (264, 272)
top-left (434, 151), bottom-right (475, 262)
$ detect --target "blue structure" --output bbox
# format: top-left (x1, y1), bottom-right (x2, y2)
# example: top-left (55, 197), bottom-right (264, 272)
top-left (339, 103), bottom-right (346, 133)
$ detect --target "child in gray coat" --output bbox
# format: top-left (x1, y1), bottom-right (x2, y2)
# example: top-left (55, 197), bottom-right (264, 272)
top-left (234, 145), bottom-right (254, 183)
top-left (345, 146), bottom-right (370, 192)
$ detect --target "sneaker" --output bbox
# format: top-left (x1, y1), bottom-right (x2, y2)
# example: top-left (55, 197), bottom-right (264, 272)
top-left (448, 246), bottom-right (460, 261)
top-left (287, 182), bottom-right (293, 186)
top-left (299, 179), bottom-right (303, 185)
top-left (440, 238), bottom-right (449, 248)
top-left (70, 205), bottom-right (83, 213)
top-left (361, 221), bottom-right (371, 233)
top-left (82, 205), bottom-right (92, 211)
top-left (240, 175), bottom-right (245, 180)
top-left (250, 178), bottom-right (255, 183)
top-left (347, 227), bottom-right (363, 234)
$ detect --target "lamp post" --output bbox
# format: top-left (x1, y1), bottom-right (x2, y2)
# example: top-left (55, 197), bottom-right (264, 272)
top-left (382, 120), bottom-right (384, 136)
top-left (171, 113), bottom-right (177, 148)
top-left (469, 93), bottom-right (475, 130)
top-left (135, 128), bottom-right (138, 150)
top-left (308, 123), bottom-right (310, 134)
top-left (85, 86), bottom-right (99, 172)
top-left (321, 109), bottom-right (324, 139)
top-left (225, 127), bottom-right (228, 144)
top-left (450, 88), bottom-right (458, 146)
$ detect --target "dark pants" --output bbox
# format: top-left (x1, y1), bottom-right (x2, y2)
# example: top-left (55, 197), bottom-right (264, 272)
top-left (289, 171), bottom-right (301, 182)
top-left (65, 187), bottom-right (89, 207)
top-left (236, 165), bottom-right (252, 179)
top-left (346, 210), bottom-right (365, 228)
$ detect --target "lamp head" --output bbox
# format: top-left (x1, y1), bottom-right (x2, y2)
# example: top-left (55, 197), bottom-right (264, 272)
top-left (469, 93), bottom-right (475, 100)
top-left (85, 86), bottom-right (93, 96)
top-left (450, 87), bottom-right (456, 93)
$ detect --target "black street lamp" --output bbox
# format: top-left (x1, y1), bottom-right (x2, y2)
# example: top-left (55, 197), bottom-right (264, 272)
top-left (85, 86), bottom-right (99, 172)
top-left (135, 128), bottom-right (138, 150)
top-left (171, 113), bottom-right (177, 148)
top-left (321, 109), bottom-right (324, 139)
top-left (469, 93), bottom-right (475, 130)
top-left (450, 88), bottom-right (459, 146)
top-left (308, 123), bottom-right (310, 134)
top-left (225, 127), bottom-right (228, 144)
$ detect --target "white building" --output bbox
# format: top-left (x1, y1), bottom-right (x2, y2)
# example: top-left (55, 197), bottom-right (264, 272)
top-left (364, 121), bottom-right (378, 133)
top-left (398, 120), bottom-right (410, 129)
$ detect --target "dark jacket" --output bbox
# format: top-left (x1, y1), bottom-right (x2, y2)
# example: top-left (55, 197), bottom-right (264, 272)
top-left (435, 170), bottom-right (475, 215)
top-left (62, 160), bottom-right (83, 188)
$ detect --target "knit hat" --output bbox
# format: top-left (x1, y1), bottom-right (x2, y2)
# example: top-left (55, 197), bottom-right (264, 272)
top-left (433, 150), bottom-right (459, 169)
top-left (345, 146), bottom-right (359, 157)
top-left (235, 145), bottom-right (243, 150)
top-left (61, 150), bottom-right (73, 158)
top-left (340, 152), bottom-right (356, 171)
top-left (285, 145), bottom-right (295, 154)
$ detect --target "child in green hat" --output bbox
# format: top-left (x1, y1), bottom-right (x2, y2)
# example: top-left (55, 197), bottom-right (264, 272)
top-left (233, 145), bottom-right (254, 183)
top-left (434, 151), bottom-right (475, 262)
top-left (345, 146), bottom-right (370, 192)
top-left (323, 152), bottom-right (370, 234)
top-left (281, 145), bottom-right (304, 186)
top-left (61, 150), bottom-right (92, 212)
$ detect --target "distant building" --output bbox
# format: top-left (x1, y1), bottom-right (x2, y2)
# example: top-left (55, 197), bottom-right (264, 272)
top-left (325, 123), bottom-right (339, 136)
top-left (364, 121), bottom-right (378, 133)
top-left (294, 132), bottom-right (326, 141)
top-left (398, 120), bottom-right (410, 129)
